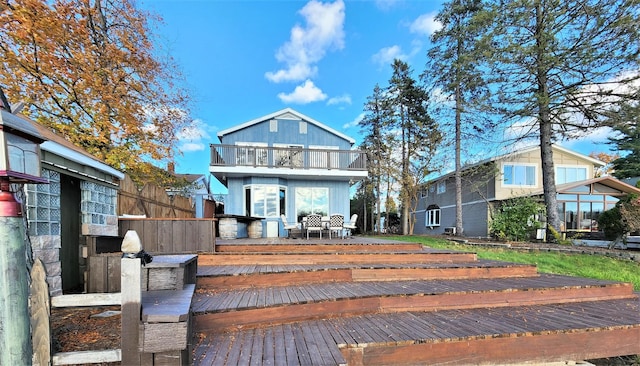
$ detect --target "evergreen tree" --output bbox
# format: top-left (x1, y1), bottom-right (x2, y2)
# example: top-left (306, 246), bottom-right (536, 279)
top-left (484, 0), bottom-right (640, 236)
top-left (425, 0), bottom-right (493, 236)
top-left (608, 100), bottom-right (640, 179)
top-left (359, 84), bottom-right (393, 234)
top-left (387, 59), bottom-right (441, 235)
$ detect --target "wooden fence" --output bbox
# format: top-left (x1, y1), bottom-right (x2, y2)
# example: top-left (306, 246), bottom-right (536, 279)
top-left (118, 175), bottom-right (195, 218)
top-left (87, 218), bottom-right (216, 293)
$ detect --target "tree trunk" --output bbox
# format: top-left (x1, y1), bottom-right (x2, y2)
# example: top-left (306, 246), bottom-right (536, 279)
top-left (534, 1), bottom-right (560, 239)
top-left (454, 48), bottom-right (463, 236)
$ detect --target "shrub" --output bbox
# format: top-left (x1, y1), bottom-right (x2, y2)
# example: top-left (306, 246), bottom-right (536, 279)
top-left (490, 196), bottom-right (545, 241)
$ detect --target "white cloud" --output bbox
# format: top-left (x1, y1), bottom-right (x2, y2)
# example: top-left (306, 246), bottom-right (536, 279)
top-left (265, 0), bottom-right (345, 83)
top-left (409, 12), bottom-right (441, 36)
top-left (327, 94), bottom-right (352, 106)
top-left (343, 112), bottom-right (364, 129)
top-left (180, 142), bottom-right (205, 152)
top-left (372, 45), bottom-right (407, 67)
top-left (374, 0), bottom-right (401, 11)
top-left (176, 119), bottom-right (211, 141)
top-left (278, 79), bottom-right (328, 104)
top-left (175, 118), bottom-right (211, 153)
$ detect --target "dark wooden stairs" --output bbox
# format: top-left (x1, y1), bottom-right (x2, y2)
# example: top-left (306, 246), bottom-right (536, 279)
top-left (192, 239), bottom-right (640, 365)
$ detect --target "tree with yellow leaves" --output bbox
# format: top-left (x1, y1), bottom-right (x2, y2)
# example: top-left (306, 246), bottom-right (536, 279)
top-left (0, 0), bottom-right (192, 187)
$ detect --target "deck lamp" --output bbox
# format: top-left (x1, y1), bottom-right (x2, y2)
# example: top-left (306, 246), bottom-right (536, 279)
top-left (0, 96), bottom-right (46, 366)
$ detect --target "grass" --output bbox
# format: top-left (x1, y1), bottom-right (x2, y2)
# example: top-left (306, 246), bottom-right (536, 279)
top-left (384, 235), bottom-right (640, 291)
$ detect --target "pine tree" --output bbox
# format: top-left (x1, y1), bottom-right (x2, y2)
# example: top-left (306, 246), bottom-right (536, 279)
top-left (485, 0), bottom-right (640, 235)
top-left (387, 59), bottom-right (441, 235)
top-left (425, 0), bottom-right (493, 236)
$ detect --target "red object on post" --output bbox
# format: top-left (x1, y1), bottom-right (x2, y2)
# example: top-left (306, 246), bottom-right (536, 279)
top-left (0, 180), bottom-right (20, 217)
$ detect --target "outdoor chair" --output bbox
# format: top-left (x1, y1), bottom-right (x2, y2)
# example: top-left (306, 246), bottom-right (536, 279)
top-left (281, 215), bottom-right (299, 238)
top-left (328, 214), bottom-right (344, 239)
top-left (343, 214), bottom-right (358, 237)
top-left (305, 214), bottom-right (323, 240)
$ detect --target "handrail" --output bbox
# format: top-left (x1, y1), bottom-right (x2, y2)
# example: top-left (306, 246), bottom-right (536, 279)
top-left (210, 144), bottom-right (367, 171)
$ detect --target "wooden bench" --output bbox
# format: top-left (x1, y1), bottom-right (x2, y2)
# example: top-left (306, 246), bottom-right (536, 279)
top-left (140, 284), bottom-right (195, 355)
top-left (121, 246), bottom-right (197, 365)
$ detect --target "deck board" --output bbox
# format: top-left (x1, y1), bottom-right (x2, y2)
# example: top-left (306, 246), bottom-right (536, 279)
top-left (192, 298), bottom-right (640, 365)
top-left (191, 237), bottom-right (640, 365)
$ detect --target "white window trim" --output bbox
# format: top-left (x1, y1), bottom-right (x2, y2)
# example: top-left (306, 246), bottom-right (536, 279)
top-left (273, 143), bottom-right (303, 167)
top-left (426, 208), bottom-right (441, 227)
top-left (236, 142), bottom-right (268, 166)
top-left (436, 181), bottom-right (446, 194)
top-left (243, 184), bottom-right (286, 218)
top-left (555, 165), bottom-right (588, 184)
top-left (501, 162), bottom-right (538, 188)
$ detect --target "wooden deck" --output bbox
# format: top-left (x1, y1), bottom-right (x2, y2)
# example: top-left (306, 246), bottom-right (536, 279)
top-left (191, 237), bottom-right (640, 365)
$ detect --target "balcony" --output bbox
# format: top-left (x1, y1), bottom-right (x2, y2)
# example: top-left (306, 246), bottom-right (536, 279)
top-left (209, 144), bottom-right (368, 184)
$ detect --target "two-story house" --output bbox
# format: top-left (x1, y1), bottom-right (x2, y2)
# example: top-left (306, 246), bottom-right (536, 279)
top-left (414, 145), bottom-right (640, 238)
top-left (210, 108), bottom-right (368, 237)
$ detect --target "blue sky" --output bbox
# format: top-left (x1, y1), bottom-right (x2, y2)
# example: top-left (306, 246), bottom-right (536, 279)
top-left (141, 0), bottom-right (614, 193)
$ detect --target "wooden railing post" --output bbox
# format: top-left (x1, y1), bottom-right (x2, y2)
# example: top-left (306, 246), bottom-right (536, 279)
top-left (121, 230), bottom-right (143, 365)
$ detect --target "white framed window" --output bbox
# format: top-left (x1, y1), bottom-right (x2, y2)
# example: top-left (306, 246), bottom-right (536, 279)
top-left (556, 166), bottom-right (587, 184)
top-left (295, 187), bottom-right (329, 219)
top-left (502, 163), bottom-right (537, 187)
top-left (269, 119), bottom-right (278, 132)
top-left (420, 187), bottom-right (429, 198)
top-left (426, 206), bottom-right (440, 227)
top-left (436, 181), bottom-right (446, 194)
top-left (244, 184), bottom-right (286, 218)
top-left (274, 144), bottom-right (303, 168)
top-left (236, 142), bottom-right (268, 166)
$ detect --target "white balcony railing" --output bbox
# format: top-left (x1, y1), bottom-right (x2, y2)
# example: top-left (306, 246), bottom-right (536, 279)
top-left (210, 144), bottom-right (367, 171)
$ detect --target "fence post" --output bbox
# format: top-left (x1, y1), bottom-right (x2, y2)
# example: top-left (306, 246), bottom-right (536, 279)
top-left (121, 230), bottom-right (143, 365)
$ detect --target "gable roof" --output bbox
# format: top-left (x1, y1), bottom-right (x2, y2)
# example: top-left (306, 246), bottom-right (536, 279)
top-left (553, 176), bottom-right (640, 195)
top-left (217, 108), bottom-right (356, 145)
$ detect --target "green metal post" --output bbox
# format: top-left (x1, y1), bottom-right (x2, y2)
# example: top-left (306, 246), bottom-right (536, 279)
top-left (0, 190), bottom-right (32, 365)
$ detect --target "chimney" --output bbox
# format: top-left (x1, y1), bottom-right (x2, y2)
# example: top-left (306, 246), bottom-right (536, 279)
top-left (168, 162), bottom-right (175, 173)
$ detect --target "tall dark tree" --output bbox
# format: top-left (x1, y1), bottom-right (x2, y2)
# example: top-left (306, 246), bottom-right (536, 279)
top-left (387, 59), bottom-right (441, 235)
top-left (425, 0), bottom-right (493, 237)
top-left (359, 84), bottom-right (394, 234)
top-left (485, 0), bottom-right (640, 236)
top-left (608, 100), bottom-right (640, 179)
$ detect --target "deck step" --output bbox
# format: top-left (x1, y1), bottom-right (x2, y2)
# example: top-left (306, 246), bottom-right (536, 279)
top-left (197, 250), bottom-right (477, 266)
top-left (196, 260), bottom-right (539, 290)
top-left (192, 274), bottom-right (636, 332)
top-left (215, 242), bottom-right (425, 253)
top-left (193, 298), bottom-right (640, 366)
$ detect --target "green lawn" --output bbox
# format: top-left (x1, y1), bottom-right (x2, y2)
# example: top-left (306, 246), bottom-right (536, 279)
top-left (384, 235), bottom-right (640, 291)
